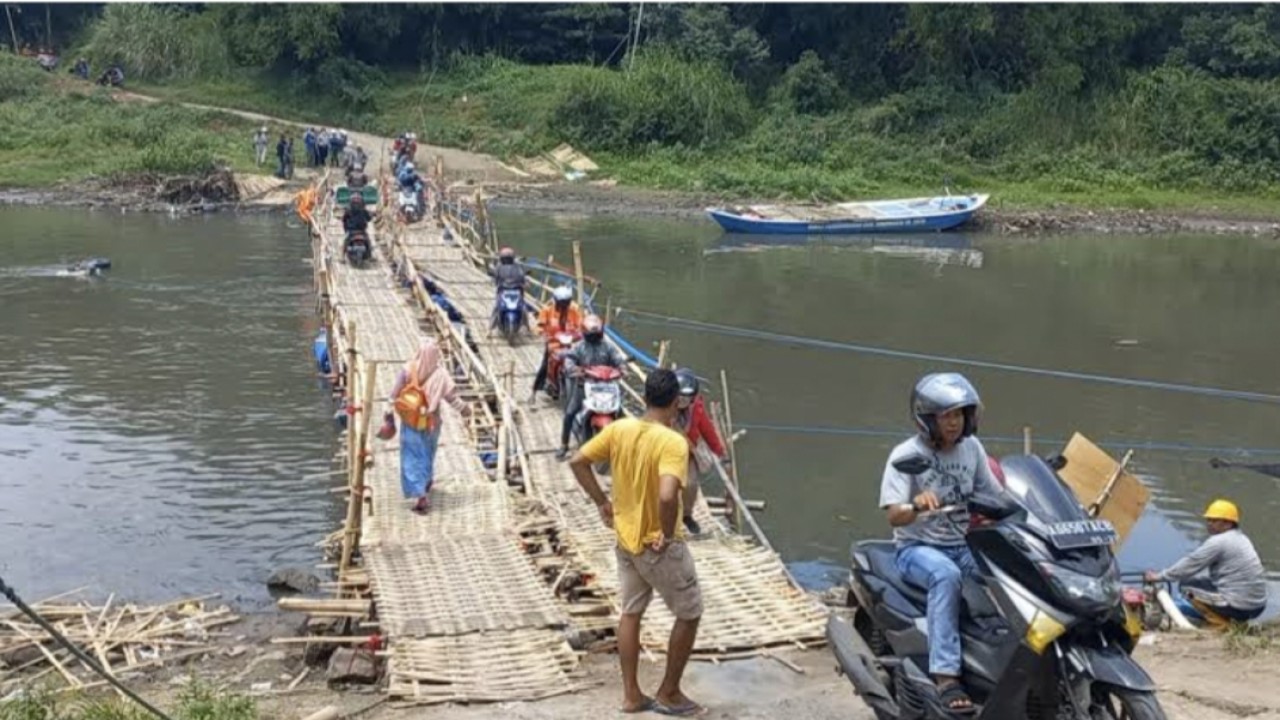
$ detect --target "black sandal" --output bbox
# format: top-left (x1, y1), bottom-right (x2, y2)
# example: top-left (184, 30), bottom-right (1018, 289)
top-left (938, 682), bottom-right (976, 716)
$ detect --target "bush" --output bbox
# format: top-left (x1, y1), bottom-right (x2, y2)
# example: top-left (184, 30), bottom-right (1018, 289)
top-left (0, 55), bottom-right (53, 102)
top-left (311, 56), bottom-right (386, 109)
top-left (82, 4), bottom-right (232, 81)
top-left (773, 51), bottom-right (845, 115)
top-left (549, 49), bottom-right (752, 152)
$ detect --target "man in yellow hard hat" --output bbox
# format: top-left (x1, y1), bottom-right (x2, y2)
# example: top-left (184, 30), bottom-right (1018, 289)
top-left (1145, 499), bottom-right (1267, 628)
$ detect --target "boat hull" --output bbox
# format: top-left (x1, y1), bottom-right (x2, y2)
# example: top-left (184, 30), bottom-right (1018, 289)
top-left (707, 195), bottom-right (987, 235)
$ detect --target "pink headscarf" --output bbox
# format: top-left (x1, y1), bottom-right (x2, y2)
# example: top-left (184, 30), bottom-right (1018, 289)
top-left (406, 338), bottom-right (455, 414)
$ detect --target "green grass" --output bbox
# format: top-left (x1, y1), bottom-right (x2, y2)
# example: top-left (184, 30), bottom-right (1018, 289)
top-left (37, 55), bottom-right (1280, 219)
top-left (0, 681), bottom-right (255, 720)
top-left (0, 55), bottom-right (274, 189)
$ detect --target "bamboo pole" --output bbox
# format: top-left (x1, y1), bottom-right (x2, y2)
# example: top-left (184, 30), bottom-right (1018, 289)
top-left (656, 340), bottom-right (670, 370)
top-left (538, 254), bottom-right (554, 304)
top-left (1023, 426), bottom-right (1033, 455)
top-left (496, 363), bottom-right (512, 483)
top-left (573, 241), bottom-right (585, 307)
top-left (719, 369), bottom-right (744, 532)
top-left (342, 361), bottom-right (377, 581)
top-left (4, 5), bottom-right (18, 55)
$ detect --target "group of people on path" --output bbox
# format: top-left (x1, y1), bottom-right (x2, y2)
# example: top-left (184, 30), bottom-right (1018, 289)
top-left (303, 127), bottom-right (350, 168)
top-left (254, 126), bottom-right (368, 183)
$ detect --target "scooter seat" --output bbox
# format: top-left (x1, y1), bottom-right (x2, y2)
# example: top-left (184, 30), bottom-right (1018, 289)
top-left (859, 541), bottom-right (930, 609)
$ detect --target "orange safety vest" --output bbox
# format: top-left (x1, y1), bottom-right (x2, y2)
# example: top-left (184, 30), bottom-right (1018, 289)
top-left (537, 303), bottom-right (583, 336)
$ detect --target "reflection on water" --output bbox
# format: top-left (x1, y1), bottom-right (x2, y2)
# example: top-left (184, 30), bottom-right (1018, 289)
top-left (0, 207), bottom-right (338, 607)
top-left (493, 208), bottom-right (1280, 594)
top-left (706, 232), bottom-right (983, 268)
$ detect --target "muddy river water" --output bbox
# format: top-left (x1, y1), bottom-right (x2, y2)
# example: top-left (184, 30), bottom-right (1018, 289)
top-left (2, 204), bottom-right (1278, 607)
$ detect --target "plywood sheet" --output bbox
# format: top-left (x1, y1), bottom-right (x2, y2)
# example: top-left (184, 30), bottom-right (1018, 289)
top-left (1058, 433), bottom-right (1150, 546)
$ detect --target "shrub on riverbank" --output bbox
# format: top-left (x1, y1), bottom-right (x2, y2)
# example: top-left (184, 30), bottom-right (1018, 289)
top-left (0, 55), bottom-right (261, 188)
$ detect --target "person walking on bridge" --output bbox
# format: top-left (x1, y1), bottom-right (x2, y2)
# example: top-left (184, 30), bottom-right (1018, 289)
top-left (388, 338), bottom-right (471, 515)
top-left (569, 369), bottom-right (706, 717)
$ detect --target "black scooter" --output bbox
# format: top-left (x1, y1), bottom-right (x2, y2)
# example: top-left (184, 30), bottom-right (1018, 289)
top-left (831, 454), bottom-right (1166, 720)
top-left (345, 230), bottom-right (371, 268)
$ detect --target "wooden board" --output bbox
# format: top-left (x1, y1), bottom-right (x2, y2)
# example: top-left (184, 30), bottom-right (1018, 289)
top-left (1058, 433), bottom-right (1150, 546)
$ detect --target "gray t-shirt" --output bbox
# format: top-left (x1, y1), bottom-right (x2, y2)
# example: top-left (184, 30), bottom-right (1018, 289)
top-left (879, 435), bottom-right (1001, 547)
top-left (1159, 529), bottom-right (1268, 611)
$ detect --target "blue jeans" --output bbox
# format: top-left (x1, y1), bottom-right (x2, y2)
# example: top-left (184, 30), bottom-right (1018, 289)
top-left (896, 543), bottom-right (978, 676)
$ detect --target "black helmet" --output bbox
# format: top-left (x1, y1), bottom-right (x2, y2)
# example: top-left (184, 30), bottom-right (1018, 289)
top-left (675, 368), bottom-right (699, 398)
top-left (911, 372), bottom-right (981, 445)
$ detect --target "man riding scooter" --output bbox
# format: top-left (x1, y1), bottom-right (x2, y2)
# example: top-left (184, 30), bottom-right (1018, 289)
top-left (879, 372), bottom-right (1005, 715)
top-left (532, 285), bottom-right (583, 400)
top-left (489, 246), bottom-right (526, 329)
top-left (397, 161), bottom-right (424, 210)
top-left (341, 194), bottom-right (374, 263)
top-left (557, 314), bottom-right (627, 460)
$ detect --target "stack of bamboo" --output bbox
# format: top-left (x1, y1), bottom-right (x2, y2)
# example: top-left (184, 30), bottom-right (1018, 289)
top-left (0, 590), bottom-right (238, 693)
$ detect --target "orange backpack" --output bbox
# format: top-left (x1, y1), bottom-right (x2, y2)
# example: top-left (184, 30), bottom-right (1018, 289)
top-left (394, 378), bottom-right (436, 432)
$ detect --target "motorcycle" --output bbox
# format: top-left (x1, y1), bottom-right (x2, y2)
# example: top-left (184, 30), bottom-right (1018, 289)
top-left (545, 329), bottom-right (581, 401)
top-left (832, 453), bottom-right (1165, 720)
top-left (571, 365), bottom-right (623, 449)
top-left (398, 187), bottom-right (423, 224)
top-left (496, 288), bottom-right (526, 342)
top-left (345, 230), bottom-right (371, 268)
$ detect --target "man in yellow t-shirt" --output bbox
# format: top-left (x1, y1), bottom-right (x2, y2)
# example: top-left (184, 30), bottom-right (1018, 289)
top-left (570, 369), bottom-right (705, 717)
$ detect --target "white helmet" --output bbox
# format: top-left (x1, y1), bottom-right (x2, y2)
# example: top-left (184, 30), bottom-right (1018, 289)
top-left (404, 162), bottom-right (415, 172)
top-left (552, 286), bottom-right (573, 303)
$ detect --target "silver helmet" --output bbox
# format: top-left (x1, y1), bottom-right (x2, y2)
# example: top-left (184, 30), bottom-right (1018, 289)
top-left (911, 372), bottom-right (981, 443)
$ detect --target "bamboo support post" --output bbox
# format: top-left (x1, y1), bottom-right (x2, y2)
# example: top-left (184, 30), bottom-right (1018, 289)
top-left (573, 241), bottom-right (586, 307)
top-left (539, 255), bottom-right (554, 304)
top-left (656, 340), bottom-right (670, 370)
top-left (719, 369), bottom-right (744, 532)
top-left (1023, 426), bottom-right (1033, 455)
top-left (339, 360), bottom-right (376, 584)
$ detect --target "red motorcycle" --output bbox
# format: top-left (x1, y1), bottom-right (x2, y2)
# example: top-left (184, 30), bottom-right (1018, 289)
top-left (572, 365), bottom-right (624, 444)
top-left (546, 329), bottom-right (581, 400)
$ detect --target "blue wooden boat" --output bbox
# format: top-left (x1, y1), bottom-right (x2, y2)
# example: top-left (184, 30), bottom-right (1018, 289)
top-left (706, 194), bottom-right (988, 235)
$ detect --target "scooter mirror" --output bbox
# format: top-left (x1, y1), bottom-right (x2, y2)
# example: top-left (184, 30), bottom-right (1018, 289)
top-left (892, 455), bottom-right (933, 476)
top-left (1044, 454), bottom-right (1068, 471)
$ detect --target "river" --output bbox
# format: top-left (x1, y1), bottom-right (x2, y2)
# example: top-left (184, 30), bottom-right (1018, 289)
top-left (2, 204), bottom-right (1277, 608)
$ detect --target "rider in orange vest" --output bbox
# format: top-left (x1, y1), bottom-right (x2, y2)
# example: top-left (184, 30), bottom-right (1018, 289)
top-left (532, 285), bottom-right (584, 398)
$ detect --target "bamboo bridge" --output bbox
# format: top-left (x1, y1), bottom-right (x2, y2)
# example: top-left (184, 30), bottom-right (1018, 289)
top-left (296, 154), bottom-right (827, 705)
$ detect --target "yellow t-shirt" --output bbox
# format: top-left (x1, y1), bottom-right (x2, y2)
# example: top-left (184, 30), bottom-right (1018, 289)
top-left (581, 417), bottom-right (690, 555)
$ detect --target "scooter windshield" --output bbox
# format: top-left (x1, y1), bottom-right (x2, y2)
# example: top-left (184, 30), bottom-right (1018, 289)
top-left (998, 455), bottom-right (1090, 526)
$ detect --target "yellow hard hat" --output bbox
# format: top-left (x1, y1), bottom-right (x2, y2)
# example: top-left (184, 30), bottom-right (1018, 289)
top-left (1203, 499), bottom-right (1240, 523)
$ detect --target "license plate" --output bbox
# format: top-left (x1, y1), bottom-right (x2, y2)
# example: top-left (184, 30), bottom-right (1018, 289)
top-left (1043, 520), bottom-right (1117, 550)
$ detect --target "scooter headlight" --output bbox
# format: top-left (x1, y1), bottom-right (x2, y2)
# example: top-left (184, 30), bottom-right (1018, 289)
top-left (1038, 562), bottom-right (1120, 614)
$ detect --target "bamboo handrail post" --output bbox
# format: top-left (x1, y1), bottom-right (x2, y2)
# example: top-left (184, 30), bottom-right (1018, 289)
top-left (572, 241), bottom-right (586, 307)
top-left (720, 369), bottom-right (744, 532)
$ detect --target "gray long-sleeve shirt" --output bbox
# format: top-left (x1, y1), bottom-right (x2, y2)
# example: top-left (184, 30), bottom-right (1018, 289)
top-left (1159, 529), bottom-right (1267, 611)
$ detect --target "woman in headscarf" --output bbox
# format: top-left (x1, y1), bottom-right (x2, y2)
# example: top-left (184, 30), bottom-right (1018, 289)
top-left (388, 338), bottom-right (470, 514)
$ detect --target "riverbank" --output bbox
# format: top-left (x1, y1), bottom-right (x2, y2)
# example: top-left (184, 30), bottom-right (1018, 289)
top-left (8, 600), bottom-right (1275, 720)
top-left (7, 162), bottom-right (1280, 239)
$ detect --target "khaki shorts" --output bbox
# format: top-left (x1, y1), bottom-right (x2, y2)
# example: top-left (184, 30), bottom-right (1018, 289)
top-left (616, 542), bottom-right (703, 620)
